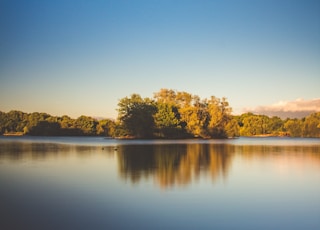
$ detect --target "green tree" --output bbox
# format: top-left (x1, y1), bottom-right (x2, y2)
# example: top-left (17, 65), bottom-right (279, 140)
top-left (4, 110), bottom-right (26, 133)
top-left (269, 116), bottom-right (284, 135)
top-left (0, 111), bottom-right (7, 134)
top-left (239, 114), bottom-right (270, 136)
top-left (59, 115), bottom-right (75, 129)
top-left (74, 116), bottom-right (98, 135)
top-left (96, 119), bottom-right (116, 136)
top-left (117, 94), bottom-right (157, 138)
top-left (26, 112), bottom-right (51, 133)
top-left (284, 119), bottom-right (303, 137)
top-left (302, 112), bottom-right (320, 137)
top-left (154, 102), bottom-right (188, 138)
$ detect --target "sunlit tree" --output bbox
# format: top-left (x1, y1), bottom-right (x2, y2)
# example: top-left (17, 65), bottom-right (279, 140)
top-left (284, 119), bottom-right (303, 137)
top-left (207, 97), bottom-right (231, 138)
top-left (302, 112), bottom-right (320, 137)
top-left (74, 116), bottom-right (98, 135)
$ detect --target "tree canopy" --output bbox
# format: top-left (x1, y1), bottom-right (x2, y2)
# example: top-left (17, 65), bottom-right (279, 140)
top-left (0, 110), bottom-right (115, 136)
top-left (117, 89), bottom-right (238, 138)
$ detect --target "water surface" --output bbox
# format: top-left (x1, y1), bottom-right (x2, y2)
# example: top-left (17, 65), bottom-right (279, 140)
top-left (1, 137), bottom-right (319, 229)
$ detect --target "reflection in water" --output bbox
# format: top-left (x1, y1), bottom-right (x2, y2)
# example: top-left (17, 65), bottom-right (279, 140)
top-left (1, 138), bottom-right (320, 229)
top-left (0, 142), bottom-right (115, 161)
top-left (117, 144), bottom-right (234, 188)
top-left (1, 140), bottom-right (320, 190)
top-left (236, 145), bottom-right (320, 163)
top-left (117, 144), bottom-right (320, 188)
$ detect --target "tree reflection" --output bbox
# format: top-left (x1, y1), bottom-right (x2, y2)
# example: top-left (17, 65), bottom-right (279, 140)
top-left (117, 144), bottom-right (234, 188)
top-left (2, 140), bottom-right (320, 189)
top-left (117, 143), bottom-right (320, 189)
top-left (0, 142), bottom-right (114, 160)
top-left (235, 145), bottom-right (320, 159)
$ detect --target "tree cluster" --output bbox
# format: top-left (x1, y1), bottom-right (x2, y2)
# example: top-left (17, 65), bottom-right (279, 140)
top-left (236, 112), bottom-right (320, 137)
top-left (117, 89), bottom-right (238, 138)
top-left (0, 111), bottom-right (115, 136)
top-left (116, 89), bottom-right (320, 138)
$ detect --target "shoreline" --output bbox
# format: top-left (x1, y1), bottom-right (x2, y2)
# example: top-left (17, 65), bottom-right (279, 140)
top-left (2, 134), bottom-right (311, 139)
top-left (3, 132), bottom-right (24, 136)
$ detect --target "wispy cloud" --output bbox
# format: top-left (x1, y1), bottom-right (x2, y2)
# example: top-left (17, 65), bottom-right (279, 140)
top-left (243, 98), bottom-right (320, 119)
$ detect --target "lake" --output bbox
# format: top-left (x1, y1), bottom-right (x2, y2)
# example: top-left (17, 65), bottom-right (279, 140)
top-left (0, 136), bottom-right (319, 230)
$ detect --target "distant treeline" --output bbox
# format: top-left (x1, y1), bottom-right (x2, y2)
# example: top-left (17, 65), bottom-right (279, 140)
top-left (0, 111), bottom-right (115, 136)
top-left (1, 89), bottom-right (320, 138)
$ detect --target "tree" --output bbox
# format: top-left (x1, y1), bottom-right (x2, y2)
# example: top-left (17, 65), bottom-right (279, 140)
top-left (153, 88), bottom-right (177, 104)
top-left (153, 89), bottom-right (235, 138)
top-left (239, 114), bottom-right (270, 136)
top-left (269, 116), bottom-right (284, 135)
top-left (0, 111), bottom-right (7, 134)
top-left (59, 115), bottom-right (75, 129)
top-left (96, 119), bottom-right (116, 136)
top-left (4, 110), bottom-right (26, 133)
top-left (179, 101), bottom-right (208, 137)
top-left (74, 116), bottom-right (98, 135)
top-left (28, 121), bottom-right (61, 136)
top-left (284, 119), bottom-right (303, 137)
top-left (207, 97), bottom-right (231, 138)
top-left (302, 112), bottom-right (320, 137)
top-left (225, 118), bottom-right (240, 137)
top-left (154, 102), bottom-right (182, 138)
top-left (117, 94), bottom-right (157, 138)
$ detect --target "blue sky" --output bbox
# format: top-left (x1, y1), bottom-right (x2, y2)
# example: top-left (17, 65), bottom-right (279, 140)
top-left (1, 0), bottom-right (319, 118)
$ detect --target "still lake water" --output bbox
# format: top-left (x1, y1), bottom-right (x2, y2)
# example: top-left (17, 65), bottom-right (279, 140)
top-left (0, 136), bottom-right (319, 230)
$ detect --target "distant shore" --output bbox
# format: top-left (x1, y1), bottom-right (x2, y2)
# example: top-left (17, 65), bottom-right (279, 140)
top-left (1, 133), bottom-right (296, 139)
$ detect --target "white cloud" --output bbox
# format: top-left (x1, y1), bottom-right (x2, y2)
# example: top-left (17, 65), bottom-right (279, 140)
top-left (243, 98), bottom-right (320, 118)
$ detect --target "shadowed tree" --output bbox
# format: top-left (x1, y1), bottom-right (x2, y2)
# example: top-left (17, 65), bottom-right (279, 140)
top-left (117, 94), bottom-right (157, 138)
top-left (28, 121), bottom-right (61, 136)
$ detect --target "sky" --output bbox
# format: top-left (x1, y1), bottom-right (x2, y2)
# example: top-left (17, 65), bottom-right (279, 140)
top-left (1, 0), bottom-right (319, 119)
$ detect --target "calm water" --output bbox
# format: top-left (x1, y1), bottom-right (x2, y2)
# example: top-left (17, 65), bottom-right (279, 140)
top-left (0, 136), bottom-right (319, 230)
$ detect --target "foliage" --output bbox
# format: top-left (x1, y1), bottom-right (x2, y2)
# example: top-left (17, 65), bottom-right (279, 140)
top-left (153, 102), bottom-right (184, 138)
top-left (1, 89), bottom-right (319, 138)
top-left (116, 89), bottom-right (237, 138)
top-left (74, 116), bottom-right (98, 136)
top-left (237, 112), bottom-right (320, 138)
top-left (0, 110), bottom-right (116, 136)
top-left (117, 94), bottom-right (157, 138)
top-left (302, 112), bottom-right (320, 137)
top-left (284, 119), bottom-right (302, 137)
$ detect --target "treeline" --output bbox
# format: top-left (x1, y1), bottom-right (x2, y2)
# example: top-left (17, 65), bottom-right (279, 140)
top-left (115, 89), bottom-right (320, 138)
top-left (0, 111), bottom-right (115, 136)
top-left (236, 112), bottom-right (320, 137)
top-left (1, 88), bottom-right (319, 138)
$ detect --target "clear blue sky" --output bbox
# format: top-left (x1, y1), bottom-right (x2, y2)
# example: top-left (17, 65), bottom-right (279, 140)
top-left (1, 0), bottom-right (319, 118)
